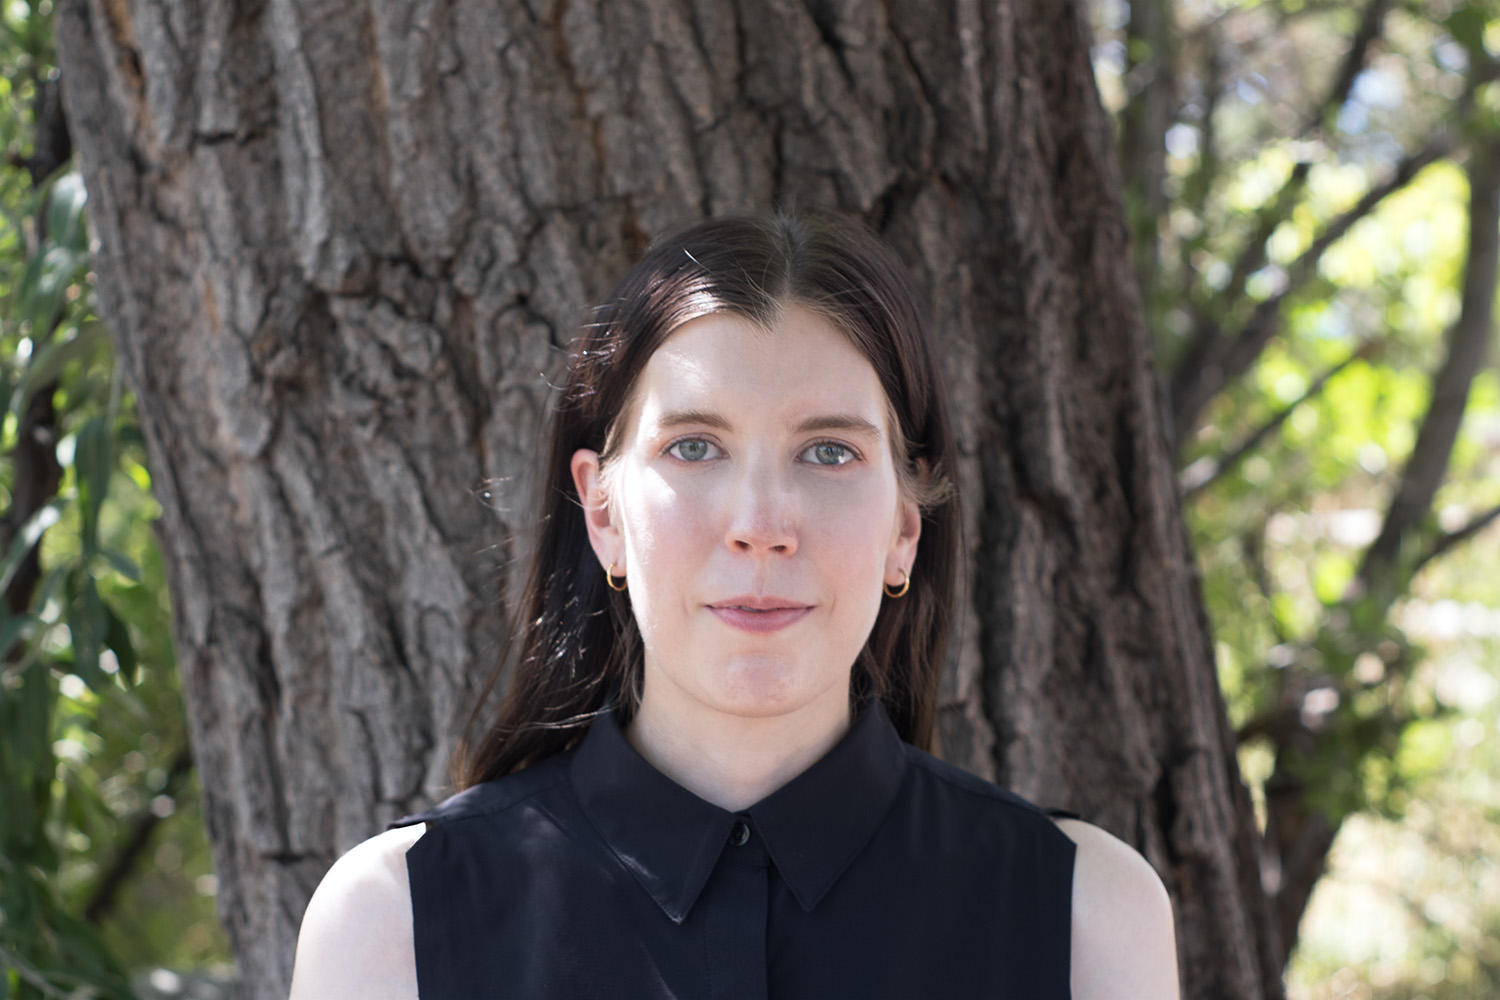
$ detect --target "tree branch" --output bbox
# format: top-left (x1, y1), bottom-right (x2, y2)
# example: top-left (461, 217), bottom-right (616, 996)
top-left (83, 744), bottom-right (196, 925)
top-left (1182, 339), bottom-right (1380, 498)
top-left (1169, 0), bottom-right (1390, 394)
top-left (1358, 132), bottom-right (1500, 586)
top-left (1181, 29), bottom-right (1222, 226)
top-left (1180, 0), bottom-right (1347, 51)
top-left (1412, 501), bottom-right (1500, 578)
top-left (1300, 0), bottom-right (1393, 140)
top-left (1121, 0), bottom-right (1178, 305)
top-left (5, 76), bottom-right (73, 187)
top-left (1169, 130), bottom-right (1458, 445)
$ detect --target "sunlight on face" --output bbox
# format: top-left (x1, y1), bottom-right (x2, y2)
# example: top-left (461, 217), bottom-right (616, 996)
top-left (597, 304), bottom-right (921, 736)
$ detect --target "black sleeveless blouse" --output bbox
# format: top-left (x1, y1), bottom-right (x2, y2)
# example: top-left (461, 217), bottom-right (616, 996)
top-left (388, 701), bottom-right (1077, 998)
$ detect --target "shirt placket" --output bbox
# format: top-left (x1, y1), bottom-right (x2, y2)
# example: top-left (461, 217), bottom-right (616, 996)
top-left (702, 814), bottom-right (770, 1000)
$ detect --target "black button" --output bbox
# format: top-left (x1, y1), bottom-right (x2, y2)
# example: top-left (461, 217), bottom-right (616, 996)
top-left (729, 819), bottom-right (751, 846)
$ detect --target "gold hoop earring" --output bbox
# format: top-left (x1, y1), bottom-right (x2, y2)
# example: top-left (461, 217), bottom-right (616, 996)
top-left (605, 562), bottom-right (627, 592)
top-left (883, 568), bottom-right (910, 599)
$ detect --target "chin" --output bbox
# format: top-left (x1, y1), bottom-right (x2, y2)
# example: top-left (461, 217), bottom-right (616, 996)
top-left (700, 657), bottom-right (839, 719)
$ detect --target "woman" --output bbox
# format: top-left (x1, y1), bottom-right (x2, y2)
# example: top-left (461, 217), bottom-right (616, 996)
top-left (289, 214), bottom-right (1179, 998)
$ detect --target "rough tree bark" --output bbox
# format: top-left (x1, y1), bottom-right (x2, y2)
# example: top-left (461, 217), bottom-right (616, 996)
top-left (56, 1), bottom-right (1283, 997)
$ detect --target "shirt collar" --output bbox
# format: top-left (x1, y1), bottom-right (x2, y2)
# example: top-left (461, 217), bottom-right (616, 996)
top-left (569, 700), bottom-right (909, 924)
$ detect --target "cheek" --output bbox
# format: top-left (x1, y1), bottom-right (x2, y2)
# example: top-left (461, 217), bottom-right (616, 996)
top-left (620, 469), bottom-right (717, 572)
top-left (805, 481), bottom-right (899, 559)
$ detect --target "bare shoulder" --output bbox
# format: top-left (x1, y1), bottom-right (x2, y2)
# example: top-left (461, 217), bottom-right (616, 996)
top-left (289, 822), bottom-right (429, 1000)
top-left (1051, 817), bottom-right (1180, 1000)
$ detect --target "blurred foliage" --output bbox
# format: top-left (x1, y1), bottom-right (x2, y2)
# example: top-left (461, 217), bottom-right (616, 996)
top-left (0, 0), bottom-right (229, 995)
top-left (1094, 0), bottom-right (1500, 995)
top-left (1288, 622), bottom-right (1500, 1000)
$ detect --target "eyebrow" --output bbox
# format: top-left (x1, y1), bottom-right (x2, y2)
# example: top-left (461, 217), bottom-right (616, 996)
top-left (654, 408), bottom-right (883, 437)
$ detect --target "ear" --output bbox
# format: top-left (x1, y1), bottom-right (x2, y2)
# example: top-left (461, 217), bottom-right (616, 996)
top-left (885, 493), bottom-right (922, 589)
top-left (571, 449), bottom-right (624, 575)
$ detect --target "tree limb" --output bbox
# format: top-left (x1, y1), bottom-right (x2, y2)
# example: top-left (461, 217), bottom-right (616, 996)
top-left (1170, 130), bottom-right (1458, 445)
top-left (1300, 0), bottom-right (1393, 140)
top-left (83, 744), bottom-right (196, 925)
top-left (1179, 0), bottom-right (1348, 51)
top-left (1412, 500), bottom-right (1500, 579)
top-left (1358, 133), bottom-right (1500, 586)
top-left (1182, 338), bottom-right (1380, 498)
top-left (1168, 0), bottom-right (1391, 395)
top-left (6, 76), bottom-right (72, 187)
top-left (1181, 28), bottom-right (1222, 227)
top-left (1121, 0), bottom-right (1178, 307)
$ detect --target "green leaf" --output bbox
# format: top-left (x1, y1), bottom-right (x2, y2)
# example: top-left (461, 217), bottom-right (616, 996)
top-left (44, 173), bottom-right (87, 253)
top-left (9, 658), bottom-right (56, 858)
top-left (1445, 6), bottom-right (1490, 57)
top-left (0, 610), bottom-right (33, 663)
top-left (0, 498), bottom-right (63, 596)
top-left (67, 574), bottom-right (109, 691)
top-left (98, 546), bottom-right (142, 583)
top-left (13, 238), bottom-right (49, 328)
top-left (8, 321), bottom-right (106, 426)
top-left (34, 560), bottom-right (69, 615)
top-left (0, 366), bottom-right (14, 422)
top-left (103, 601), bottom-right (138, 687)
top-left (9, 321), bottom-right (106, 422)
top-left (74, 415), bottom-right (113, 561)
top-left (13, 175), bottom-right (93, 341)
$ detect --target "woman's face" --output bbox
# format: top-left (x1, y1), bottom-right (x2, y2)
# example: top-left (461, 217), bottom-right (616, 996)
top-left (571, 304), bottom-right (922, 734)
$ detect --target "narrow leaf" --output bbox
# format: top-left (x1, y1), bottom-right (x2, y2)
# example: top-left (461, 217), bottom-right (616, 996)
top-left (102, 601), bottom-right (138, 686)
top-left (74, 416), bottom-right (113, 560)
top-left (0, 499), bottom-right (64, 595)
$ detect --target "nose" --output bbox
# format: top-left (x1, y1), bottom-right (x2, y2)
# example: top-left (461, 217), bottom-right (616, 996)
top-left (724, 462), bottom-right (798, 557)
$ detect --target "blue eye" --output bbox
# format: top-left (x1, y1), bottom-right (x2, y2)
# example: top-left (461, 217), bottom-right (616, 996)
top-left (666, 438), bottom-right (720, 462)
top-left (802, 441), bottom-right (856, 466)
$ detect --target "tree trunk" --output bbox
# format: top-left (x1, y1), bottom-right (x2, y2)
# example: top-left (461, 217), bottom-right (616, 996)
top-left (56, 1), bottom-right (1283, 997)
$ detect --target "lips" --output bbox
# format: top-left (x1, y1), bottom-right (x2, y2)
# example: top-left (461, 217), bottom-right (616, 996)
top-left (707, 596), bottom-right (813, 634)
top-left (707, 595), bottom-right (811, 611)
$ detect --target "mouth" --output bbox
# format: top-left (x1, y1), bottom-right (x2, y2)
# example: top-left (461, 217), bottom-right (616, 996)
top-left (711, 604), bottom-right (808, 612)
top-left (707, 599), bottom-right (813, 634)
top-left (707, 596), bottom-right (812, 611)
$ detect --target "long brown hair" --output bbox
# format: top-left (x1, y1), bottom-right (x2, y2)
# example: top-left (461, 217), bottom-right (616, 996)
top-left (454, 213), bottom-right (960, 789)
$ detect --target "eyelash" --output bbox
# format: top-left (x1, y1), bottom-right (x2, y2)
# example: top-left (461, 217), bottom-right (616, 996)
top-left (663, 436), bottom-right (861, 467)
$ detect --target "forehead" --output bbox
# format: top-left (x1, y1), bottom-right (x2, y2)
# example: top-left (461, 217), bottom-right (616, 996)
top-left (630, 306), bottom-right (889, 433)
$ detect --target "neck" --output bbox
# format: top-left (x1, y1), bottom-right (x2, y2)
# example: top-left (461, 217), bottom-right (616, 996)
top-left (624, 685), bottom-right (852, 813)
